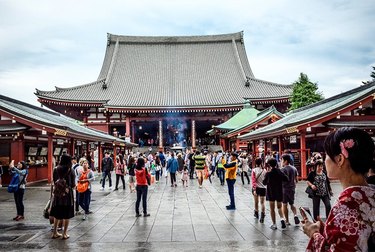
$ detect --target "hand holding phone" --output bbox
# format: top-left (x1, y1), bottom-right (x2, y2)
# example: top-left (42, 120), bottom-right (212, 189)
top-left (300, 207), bottom-right (315, 223)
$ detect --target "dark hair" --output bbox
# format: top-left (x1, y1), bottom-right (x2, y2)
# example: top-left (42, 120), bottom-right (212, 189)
top-left (72, 156), bottom-right (77, 160)
top-left (105, 151), bottom-right (110, 155)
top-left (136, 157), bottom-right (145, 170)
top-left (266, 158), bottom-right (277, 168)
top-left (119, 154), bottom-right (124, 165)
top-left (315, 159), bottom-right (324, 166)
top-left (59, 154), bottom-right (72, 168)
top-left (255, 158), bottom-right (263, 167)
top-left (324, 127), bottom-right (374, 175)
top-left (195, 150), bottom-right (201, 155)
top-left (19, 161), bottom-right (27, 170)
top-left (128, 156), bottom-right (135, 167)
top-left (281, 154), bottom-right (291, 164)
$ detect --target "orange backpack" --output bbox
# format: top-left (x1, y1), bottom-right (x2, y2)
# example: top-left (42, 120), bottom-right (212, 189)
top-left (77, 170), bottom-right (90, 193)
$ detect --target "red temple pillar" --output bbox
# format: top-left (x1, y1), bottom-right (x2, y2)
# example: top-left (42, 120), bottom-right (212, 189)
top-left (125, 116), bottom-right (130, 137)
top-left (300, 132), bottom-right (307, 179)
top-left (131, 122), bottom-right (135, 145)
top-left (113, 144), bottom-right (117, 166)
top-left (47, 134), bottom-right (53, 183)
top-left (98, 142), bottom-right (103, 173)
top-left (235, 138), bottom-right (240, 151)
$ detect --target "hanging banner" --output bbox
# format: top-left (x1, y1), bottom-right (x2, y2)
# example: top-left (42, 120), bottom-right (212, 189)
top-left (290, 135), bottom-right (297, 144)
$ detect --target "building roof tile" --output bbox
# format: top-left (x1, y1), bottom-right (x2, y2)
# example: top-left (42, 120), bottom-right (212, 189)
top-left (239, 82), bottom-right (375, 140)
top-left (35, 32), bottom-right (292, 109)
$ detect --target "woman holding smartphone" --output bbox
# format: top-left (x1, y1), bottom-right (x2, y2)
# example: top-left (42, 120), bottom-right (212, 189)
top-left (303, 127), bottom-right (375, 251)
top-left (9, 160), bottom-right (28, 221)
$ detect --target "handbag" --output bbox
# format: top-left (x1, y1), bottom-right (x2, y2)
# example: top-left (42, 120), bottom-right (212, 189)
top-left (43, 199), bottom-right (51, 219)
top-left (145, 169), bottom-right (151, 185)
top-left (305, 186), bottom-right (315, 198)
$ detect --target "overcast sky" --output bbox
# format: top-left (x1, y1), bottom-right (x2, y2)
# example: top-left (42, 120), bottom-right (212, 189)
top-left (0, 0), bottom-right (374, 106)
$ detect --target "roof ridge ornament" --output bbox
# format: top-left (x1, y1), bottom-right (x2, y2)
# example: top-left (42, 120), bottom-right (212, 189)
top-left (245, 76), bottom-right (250, 87)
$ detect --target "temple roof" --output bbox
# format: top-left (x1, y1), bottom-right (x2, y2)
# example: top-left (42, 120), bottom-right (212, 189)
top-left (213, 103), bottom-right (259, 131)
top-left (35, 32), bottom-right (292, 110)
top-left (222, 105), bottom-right (284, 137)
top-left (239, 82), bottom-right (375, 140)
top-left (0, 94), bottom-right (131, 144)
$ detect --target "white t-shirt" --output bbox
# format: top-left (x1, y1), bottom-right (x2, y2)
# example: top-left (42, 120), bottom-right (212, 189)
top-left (252, 167), bottom-right (266, 189)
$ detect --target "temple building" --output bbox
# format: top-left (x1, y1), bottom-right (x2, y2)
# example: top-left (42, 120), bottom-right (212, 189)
top-left (35, 32), bottom-right (293, 150)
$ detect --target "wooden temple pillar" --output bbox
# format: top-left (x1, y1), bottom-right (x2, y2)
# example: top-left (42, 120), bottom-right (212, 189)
top-left (235, 138), bottom-right (240, 151)
top-left (191, 120), bottom-right (196, 150)
top-left (98, 142), bottom-right (103, 173)
top-left (47, 133), bottom-right (53, 183)
top-left (300, 131), bottom-right (307, 179)
top-left (70, 138), bottom-right (75, 156)
top-left (125, 116), bottom-right (131, 138)
top-left (278, 136), bottom-right (283, 156)
top-left (158, 120), bottom-right (163, 151)
top-left (113, 144), bottom-right (117, 166)
top-left (263, 139), bottom-right (267, 155)
top-left (131, 122), bottom-right (135, 145)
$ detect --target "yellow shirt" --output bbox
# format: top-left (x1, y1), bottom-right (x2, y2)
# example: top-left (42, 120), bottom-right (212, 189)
top-left (223, 158), bottom-right (237, 180)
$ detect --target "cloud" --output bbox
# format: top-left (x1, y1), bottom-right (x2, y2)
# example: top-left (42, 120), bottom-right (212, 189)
top-left (0, 0), bottom-right (374, 106)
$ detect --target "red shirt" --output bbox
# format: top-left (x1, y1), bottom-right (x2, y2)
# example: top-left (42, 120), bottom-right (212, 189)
top-left (135, 168), bottom-right (150, 186)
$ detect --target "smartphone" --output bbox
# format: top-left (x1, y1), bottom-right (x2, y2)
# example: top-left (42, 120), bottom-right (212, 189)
top-left (299, 207), bottom-right (315, 223)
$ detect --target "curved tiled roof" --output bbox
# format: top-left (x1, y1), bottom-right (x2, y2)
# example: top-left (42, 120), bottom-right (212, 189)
top-left (0, 94), bottom-right (127, 144)
top-left (239, 82), bottom-right (375, 140)
top-left (35, 32), bottom-right (292, 109)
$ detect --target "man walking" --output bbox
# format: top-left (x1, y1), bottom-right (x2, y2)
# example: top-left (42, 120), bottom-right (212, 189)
top-left (167, 152), bottom-right (178, 187)
top-left (193, 150), bottom-right (206, 188)
top-left (280, 154), bottom-right (300, 225)
top-left (101, 152), bottom-right (114, 190)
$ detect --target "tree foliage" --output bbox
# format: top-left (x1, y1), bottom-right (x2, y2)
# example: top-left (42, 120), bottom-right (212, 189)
top-left (362, 66), bottom-right (375, 85)
top-left (289, 73), bottom-right (324, 111)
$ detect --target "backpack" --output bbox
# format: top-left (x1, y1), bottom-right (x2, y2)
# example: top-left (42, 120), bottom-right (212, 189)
top-left (7, 173), bottom-right (20, 193)
top-left (53, 170), bottom-right (70, 198)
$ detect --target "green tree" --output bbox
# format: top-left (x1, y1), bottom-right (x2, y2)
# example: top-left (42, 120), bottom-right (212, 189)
top-left (362, 66), bottom-right (375, 85)
top-left (289, 73), bottom-right (324, 111)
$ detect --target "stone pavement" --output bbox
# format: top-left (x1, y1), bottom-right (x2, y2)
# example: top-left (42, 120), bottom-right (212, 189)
top-left (0, 174), bottom-right (342, 251)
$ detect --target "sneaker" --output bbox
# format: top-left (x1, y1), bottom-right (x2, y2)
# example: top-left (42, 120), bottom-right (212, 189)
top-left (86, 211), bottom-right (93, 214)
top-left (100, 187), bottom-right (104, 191)
top-left (82, 214), bottom-right (86, 220)
top-left (114, 188), bottom-right (118, 191)
top-left (226, 206), bottom-right (236, 210)
top-left (15, 216), bottom-right (24, 221)
top-left (144, 213), bottom-right (150, 217)
top-left (270, 224), bottom-right (277, 230)
top-left (199, 185), bottom-right (202, 189)
top-left (281, 220), bottom-right (286, 229)
top-left (135, 213), bottom-right (142, 217)
top-left (294, 216), bottom-right (300, 225)
top-left (75, 211), bottom-right (80, 216)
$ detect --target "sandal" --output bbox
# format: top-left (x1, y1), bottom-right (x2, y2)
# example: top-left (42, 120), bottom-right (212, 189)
top-left (62, 234), bottom-right (70, 240)
top-left (51, 233), bottom-right (62, 239)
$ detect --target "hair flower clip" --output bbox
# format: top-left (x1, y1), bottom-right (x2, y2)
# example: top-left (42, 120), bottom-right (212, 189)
top-left (340, 139), bottom-right (355, 158)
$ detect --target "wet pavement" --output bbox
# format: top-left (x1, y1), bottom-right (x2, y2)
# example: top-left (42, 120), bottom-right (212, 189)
top-left (0, 174), bottom-right (342, 251)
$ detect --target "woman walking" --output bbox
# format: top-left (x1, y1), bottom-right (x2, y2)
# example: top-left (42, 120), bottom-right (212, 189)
top-left (128, 156), bottom-right (136, 192)
top-left (114, 154), bottom-right (126, 190)
top-left (50, 154), bottom-right (75, 239)
top-left (9, 160), bottom-right (28, 221)
top-left (306, 159), bottom-right (332, 220)
top-left (77, 159), bottom-right (94, 220)
top-left (153, 155), bottom-right (162, 183)
top-left (239, 153), bottom-right (250, 185)
top-left (263, 158), bottom-right (289, 230)
top-left (135, 157), bottom-right (151, 217)
top-left (303, 127), bottom-right (375, 251)
top-left (251, 158), bottom-right (267, 223)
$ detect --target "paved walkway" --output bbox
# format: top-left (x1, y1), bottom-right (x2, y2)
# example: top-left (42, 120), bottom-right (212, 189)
top-left (0, 174), bottom-right (342, 251)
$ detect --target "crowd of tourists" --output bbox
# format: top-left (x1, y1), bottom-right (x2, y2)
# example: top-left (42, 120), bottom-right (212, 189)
top-left (5, 127), bottom-right (375, 250)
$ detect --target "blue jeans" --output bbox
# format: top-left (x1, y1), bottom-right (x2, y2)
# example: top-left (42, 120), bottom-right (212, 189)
top-left (226, 179), bottom-right (236, 207)
top-left (218, 169), bottom-right (225, 185)
top-left (79, 190), bottom-right (92, 213)
top-left (14, 188), bottom-right (25, 216)
top-left (136, 185), bottom-right (148, 214)
top-left (102, 171), bottom-right (112, 188)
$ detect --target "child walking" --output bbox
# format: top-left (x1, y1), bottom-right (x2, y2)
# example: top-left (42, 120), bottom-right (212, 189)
top-left (182, 166), bottom-right (189, 187)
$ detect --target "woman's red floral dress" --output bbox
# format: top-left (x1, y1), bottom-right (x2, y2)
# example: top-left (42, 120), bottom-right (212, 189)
top-left (307, 185), bottom-right (375, 251)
